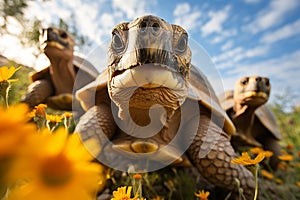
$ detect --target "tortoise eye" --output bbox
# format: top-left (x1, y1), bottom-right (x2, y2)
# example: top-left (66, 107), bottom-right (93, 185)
top-left (60, 32), bottom-right (68, 39)
top-left (240, 78), bottom-right (249, 86)
top-left (175, 34), bottom-right (188, 54)
top-left (112, 32), bottom-right (125, 53)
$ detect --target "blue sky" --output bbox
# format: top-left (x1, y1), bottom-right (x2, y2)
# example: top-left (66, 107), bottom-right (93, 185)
top-left (1, 0), bottom-right (300, 105)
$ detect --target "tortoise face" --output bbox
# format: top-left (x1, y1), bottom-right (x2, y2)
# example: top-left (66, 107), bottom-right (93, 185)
top-left (39, 27), bottom-right (75, 59)
top-left (234, 76), bottom-right (270, 106)
top-left (107, 15), bottom-right (192, 115)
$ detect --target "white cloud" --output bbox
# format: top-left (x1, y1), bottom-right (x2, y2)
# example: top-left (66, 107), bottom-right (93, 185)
top-left (230, 50), bottom-right (300, 77)
top-left (213, 45), bottom-right (269, 69)
top-left (0, 34), bottom-right (38, 67)
top-left (244, 0), bottom-right (299, 34)
top-left (173, 3), bottom-right (202, 31)
top-left (218, 50), bottom-right (300, 105)
top-left (210, 29), bottom-right (237, 44)
top-left (201, 5), bottom-right (231, 36)
top-left (112, 0), bottom-right (154, 19)
top-left (212, 46), bottom-right (243, 64)
top-left (173, 3), bottom-right (191, 16)
top-left (74, 3), bottom-right (100, 38)
top-left (260, 19), bottom-right (300, 44)
top-left (221, 40), bottom-right (234, 51)
top-left (26, 0), bottom-right (72, 26)
top-left (244, 0), bottom-right (261, 4)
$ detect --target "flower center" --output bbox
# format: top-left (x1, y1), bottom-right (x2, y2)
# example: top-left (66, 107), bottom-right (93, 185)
top-left (41, 154), bottom-right (72, 186)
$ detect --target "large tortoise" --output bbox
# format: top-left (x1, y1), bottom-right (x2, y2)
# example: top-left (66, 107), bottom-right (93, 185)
top-left (75, 15), bottom-right (255, 198)
top-left (22, 27), bottom-right (98, 111)
top-left (219, 76), bottom-right (282, 170)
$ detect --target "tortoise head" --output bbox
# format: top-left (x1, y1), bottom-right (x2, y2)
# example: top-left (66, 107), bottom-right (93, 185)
top-left (107, 15), bottom-right (192, 118)
top-left (39, 27), bottom-right (75, 60)
top-left (234, 76), bottom-right (270, 107)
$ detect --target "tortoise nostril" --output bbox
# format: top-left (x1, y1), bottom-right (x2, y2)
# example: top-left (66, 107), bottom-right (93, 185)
top-left (140, 21), bottom-right (147, 32)
top-left (256, 77), bottom-right (262, 82)
top-left (151, 22), bottom-right (160, 32)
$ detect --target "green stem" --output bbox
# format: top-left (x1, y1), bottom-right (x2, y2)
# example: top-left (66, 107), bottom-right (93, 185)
top-left (3, 93), bottom-right (8, 109)
top-left (0, 81), bottom-right (10, 108)
top-left (253, 164), bottom-right (259, 200)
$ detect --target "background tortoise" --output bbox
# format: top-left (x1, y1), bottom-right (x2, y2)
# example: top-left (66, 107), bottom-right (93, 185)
top-left (22, 27), bottom-right (99, 111)
top-left (75, 15), bottom-right (255, 198)
top-left (219, 76), bottom-right (282, 170)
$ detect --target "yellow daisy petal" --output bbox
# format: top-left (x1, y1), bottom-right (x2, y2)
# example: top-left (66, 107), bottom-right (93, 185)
top-left (278, 154), bottom-right (294, 161)
top-left (260, 169), bottom-right (274, 179)
top-left (8, 127), bottom-right (103, 200)
top-left (195, 189), bottom-right (210, 200)
top-left (231, 152), bottom-right (265, 165)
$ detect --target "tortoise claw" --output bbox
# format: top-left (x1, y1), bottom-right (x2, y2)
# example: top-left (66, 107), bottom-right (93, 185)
top-left (110, 139), bottom-right (185, 165)
top-left (131, 140), bottom-right (159, 153)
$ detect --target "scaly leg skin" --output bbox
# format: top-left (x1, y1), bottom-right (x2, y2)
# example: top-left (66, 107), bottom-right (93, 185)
top-left (46, 93), bottom-right (73, 110)
top-left (75, 105), bottom-right (117, 195)
top-left (21, 80), bottom-right (54, 108)
top-left (188, 107), bottom-right (255, 199)
top-left (75, 104), bottom-right (117, 158)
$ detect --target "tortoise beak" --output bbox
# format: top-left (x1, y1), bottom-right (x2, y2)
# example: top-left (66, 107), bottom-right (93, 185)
top-left (39, 28), bottom-right (69, 50)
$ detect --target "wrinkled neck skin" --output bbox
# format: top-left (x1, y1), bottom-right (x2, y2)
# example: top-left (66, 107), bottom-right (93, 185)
top-left (49, 55), bottom-right (76, 94)
top-left (114, 91), bottom-right (179, 143)
top-left (232, 102), bottom-right (258, 134)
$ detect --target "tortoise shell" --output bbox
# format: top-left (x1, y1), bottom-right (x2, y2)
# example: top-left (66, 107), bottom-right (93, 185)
top-left (219, 90), bottom-right (281, 140)
top-left (30, 55), bottom-right (99, 83)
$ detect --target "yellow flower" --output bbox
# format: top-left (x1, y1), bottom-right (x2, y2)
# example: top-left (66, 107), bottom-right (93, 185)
top-left (46, 114), bottom-right (63, 123)
top-left (0, 66), bottom-right (21, 82)
top-left (111, 186), bottom-right (138, 200)
top-left (280, 149), bottom-right (287, 154)
top-left (286, 143), bottom-right (294, 150)
top-left (133, 173), bottom-right (142, 179)
top-left (250, 147), bottom-right (264, 154)
top-left (8, 128), bottom-right (103, 200)
top-left (278, 154), bottom-right (294, 161)
top-left (63, 112), bottom-right (73, 118)
top-left (277, 162), bottom-right (288, 170)
top-left (34, 104), bottom-right (47, 116)
top-left (296, 182), bottom-right (300, 188)
top-left (0, 104), bottom-right (36, 158)
top-left (260, 169), bottom-right (274, 179)
top-left (263, 151), bottom-right (273, 158)
top-left (231, 152), bottom-right (265, 165)
top-left (275, 178), bottom-right (283, 184)
top-left (250, 147), bottom-right (273, 158)
top-left (194, 190), bottom-right (210, 200)
top-left (28, 109), bottom-right (36, 118)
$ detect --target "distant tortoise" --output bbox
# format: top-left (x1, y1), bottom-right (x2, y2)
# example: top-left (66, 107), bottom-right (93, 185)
top-left (219, 76), bottom-right (282, 169)
top-left (22, 27), bottom-right (98, 111)
top-left (75, 15), bottom-right (255, 198)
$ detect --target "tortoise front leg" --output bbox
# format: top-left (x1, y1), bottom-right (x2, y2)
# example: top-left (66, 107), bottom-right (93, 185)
top-left (22, 80), bottom-right (54, 108)
top-left (75, 104), bottom-right (117, 157)
top-left (187, 107), bottom-right (255, 199)
top-left (75, 104), bottom-right (116, 194)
